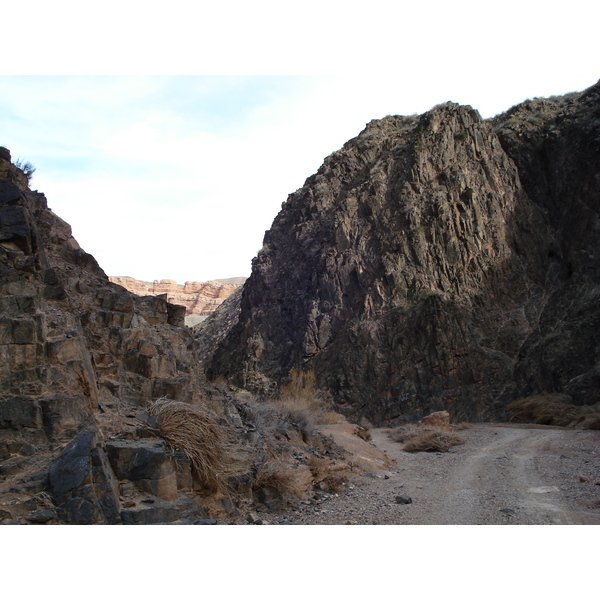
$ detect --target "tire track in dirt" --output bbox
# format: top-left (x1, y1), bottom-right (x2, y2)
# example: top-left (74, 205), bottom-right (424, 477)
top-left (371, 425), bottom-right (600, 524)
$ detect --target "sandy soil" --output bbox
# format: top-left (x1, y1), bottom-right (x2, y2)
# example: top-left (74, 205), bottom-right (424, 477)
top-left (276, 424), bottom-right (600, 525)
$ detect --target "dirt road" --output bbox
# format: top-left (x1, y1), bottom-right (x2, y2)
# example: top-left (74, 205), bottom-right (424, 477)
top-left (278, 424), bottom-right (600, 525)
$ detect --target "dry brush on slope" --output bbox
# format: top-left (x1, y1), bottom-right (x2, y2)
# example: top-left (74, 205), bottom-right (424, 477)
top-left (387, 411), bottom-right (467, 453)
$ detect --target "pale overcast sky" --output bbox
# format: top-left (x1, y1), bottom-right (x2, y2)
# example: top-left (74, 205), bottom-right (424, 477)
top-left (1, 1), bottom-right (598, 284)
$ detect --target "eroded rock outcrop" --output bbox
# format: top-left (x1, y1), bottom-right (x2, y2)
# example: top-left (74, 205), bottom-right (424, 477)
top-left (0, 147), bottom-right (227, 522)
top-left (206, 81), bottom-right (600, 425)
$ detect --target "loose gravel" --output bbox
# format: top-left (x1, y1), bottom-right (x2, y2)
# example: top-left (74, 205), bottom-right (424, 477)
top-left (271, 424), bottom-right (600, 525)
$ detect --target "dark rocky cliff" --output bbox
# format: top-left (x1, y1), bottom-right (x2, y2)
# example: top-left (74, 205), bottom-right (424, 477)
top-left (0, 149), bottom-right (208, 434)
top-left (0, 148), bottom-right (221, 522)
top-left (206, 81), bottom-right (600, 424)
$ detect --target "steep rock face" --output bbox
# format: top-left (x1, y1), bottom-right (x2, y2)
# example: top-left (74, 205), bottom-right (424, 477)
top-left (0, 171), bottom-right (208, 441)
top-left (109, 277), bottom-right (244, 326)
top-left (207, 82), bottom-right (600, 423)
top-left (491, 83), bottom-right (600, 405)
top-left (0, 148), bottom-right (217, 521)
top-left (195, 287), bottom-right (243, 369)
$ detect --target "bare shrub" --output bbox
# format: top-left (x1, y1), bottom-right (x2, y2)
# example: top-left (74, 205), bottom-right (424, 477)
top-left (307, 455), bottom-right (352, 493)
top-left (279, 370), bottom-right (351, 428)
top-left (402, 428), bottom-right (465, 452)
top-left (576, 414), bottom-right (600, 430)
top-left (150, 398), bottom-right (225, 491)
top-left (323, 411), bottom-right (343, 425)
top-left (279, 369), bottom-right (327, 423)
top-left (316, 469), bottom-right (350, 493)
top-left (388, 423), bottom-right (465, 452)
top-left (253, 448), bottom-right (315, 499)
top-left (453, 422), bottom-right (473, 431)
top-left (387, 426), bottom-right (411, 444)
top-left (240, 395), bottom-right (294, 439)
top-left (234, 371), bottom-right (344, 435)
top-left (14, 158), bottom-right (36, 182)
top-left (508, 394), bottom-right (600, 428)
top-left (254, 455), bottom-right (307, 498)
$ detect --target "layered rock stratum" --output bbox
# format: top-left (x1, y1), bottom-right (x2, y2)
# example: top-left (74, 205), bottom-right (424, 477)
top-left (206, 80), bottom-right (600, 425)
top-left (109, 276), bottom-right (244, 326)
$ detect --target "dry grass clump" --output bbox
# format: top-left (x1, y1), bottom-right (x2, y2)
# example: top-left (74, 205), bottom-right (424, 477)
top-left (278, 369), bottom-right (329, 425)
top-left (254, 456), bottom-right (308, 499)
top-left (453, 422), bottom-right (473, 431)
top-left (577, 413), bottom-right (600, 430)
top-left (401, 428), bottom-right (466, 452)
top-left (33, 491), bottom-right (56, 510)
top-left (307, 455), bottom-right (352, 493)
top-left (150, 398), bottom-right (225, 491)
top-left (508, 394), bottom-right (600, 429)
top-left (323, 411), bottom-right (344, 425)
top-left (388, 413), bottom-right (466, 453)
top-left (418, 410), bottom-right (450, 429)
top-left (253, 448), bottom-right (315, 499)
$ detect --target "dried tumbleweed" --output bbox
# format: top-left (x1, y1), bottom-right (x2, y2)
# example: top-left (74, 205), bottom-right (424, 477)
top-left (150, 398), bottom-right (225, 491)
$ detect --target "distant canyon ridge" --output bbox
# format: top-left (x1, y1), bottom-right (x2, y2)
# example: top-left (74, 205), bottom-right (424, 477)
top-left (109, 276), bottom-right (245, 326)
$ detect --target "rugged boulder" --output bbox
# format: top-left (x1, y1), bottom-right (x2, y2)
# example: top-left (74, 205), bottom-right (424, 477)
top-left (206, 81), bottom-right (600, 424)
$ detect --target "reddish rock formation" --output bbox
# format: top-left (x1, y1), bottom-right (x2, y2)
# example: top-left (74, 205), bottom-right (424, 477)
top-left (109, 276), bottom-right (244, 326)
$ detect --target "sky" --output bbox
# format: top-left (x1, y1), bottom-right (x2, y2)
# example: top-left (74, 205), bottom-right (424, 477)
top-left (0, 1), bottom-right (598, 287)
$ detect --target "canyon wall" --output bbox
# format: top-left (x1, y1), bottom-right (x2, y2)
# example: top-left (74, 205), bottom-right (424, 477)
top-left (206, 81), bottom-right (600, 424)
top-left (0, 148), bottom-right (356, 524)
top-left (0, 149), bottom-right (227, 522)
